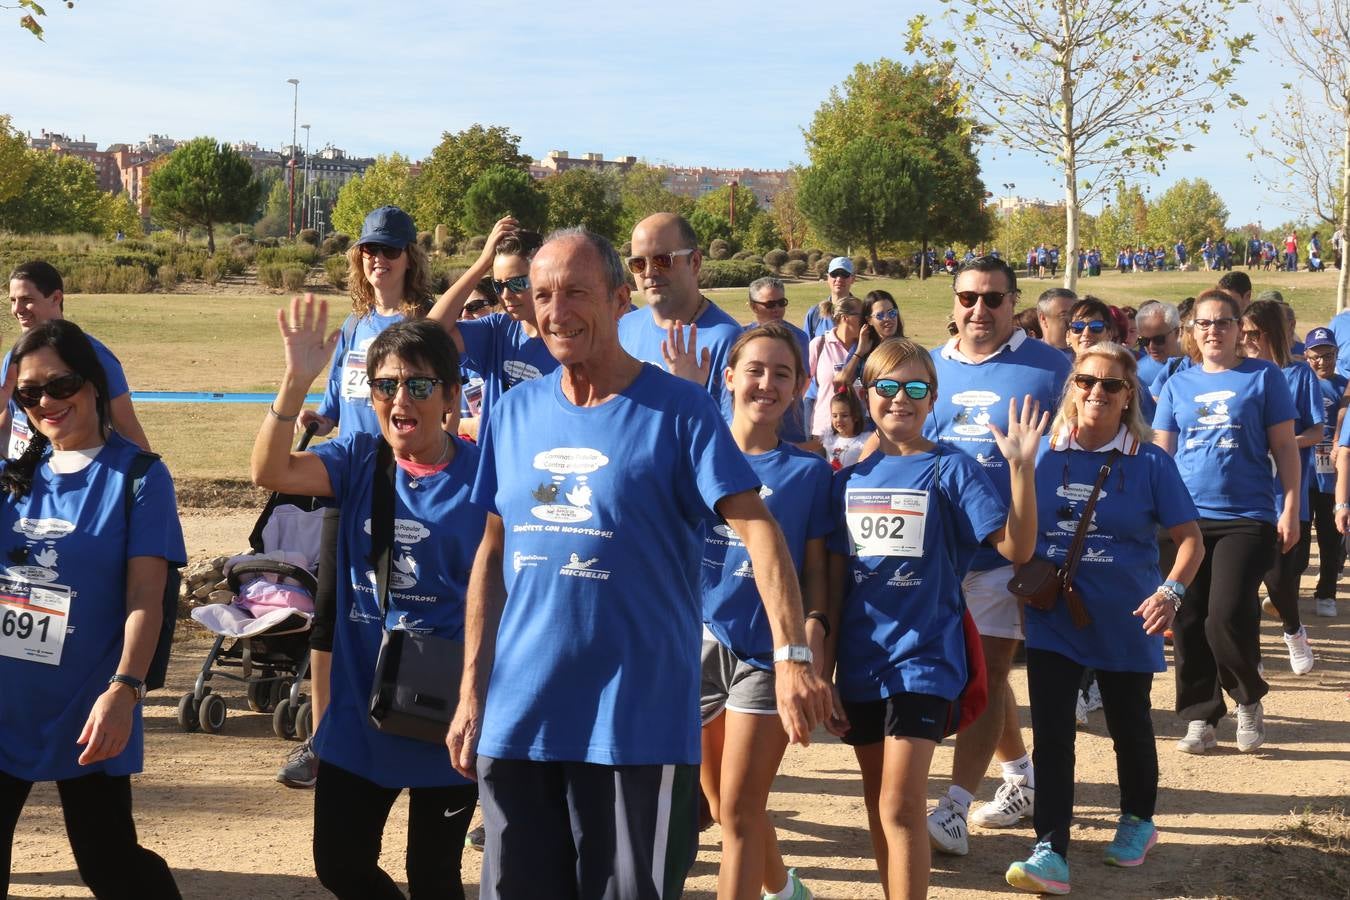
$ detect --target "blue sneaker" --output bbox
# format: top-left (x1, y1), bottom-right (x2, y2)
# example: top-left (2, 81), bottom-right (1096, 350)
top-left (762, 868), bottom-right (812, 899)
top-left (1006, 841), bottom-right (1071, 895)
top-left (1104, 814), bottom-right (1157, 867)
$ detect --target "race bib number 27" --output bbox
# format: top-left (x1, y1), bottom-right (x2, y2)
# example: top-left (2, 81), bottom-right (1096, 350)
top-left (0, 581), bottom-right (70, 666)
top-left (341, 349), bottom-right (370, 403)
top-left (846, 488), bottom-right (929, 558)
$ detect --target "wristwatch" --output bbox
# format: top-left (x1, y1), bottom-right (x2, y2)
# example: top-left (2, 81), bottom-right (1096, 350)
top-left (108, 674), bottom-right (146, 702)
top-left (773, 644), bottom-right (814, 665)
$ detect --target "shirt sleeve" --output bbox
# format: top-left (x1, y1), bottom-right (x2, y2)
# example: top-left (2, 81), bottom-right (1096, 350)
top-left (317, 323), bottom-right (349, 422)
top-left (126, 458), bottom-right (187, 566)
top-left (679, 388), bottom-right (759, 521)
top-left (458, 317), bottom-right (495, 374)
top-left (944, 452), bottom-right (1006, 547)
top-left (826, 468), bottom-right (852, 556)
top-left (1302, 369), bottom-right (1326, 430)
top-left (1152, 379), bottom-right (1178, 433)
top-left (94, 345), bottom-right (130, 398)
top-left (1149, 448), bottom-right (1199, 530)
top-left (805, 459), bottom-right (834, 541)
top-left (1262, 366), bottom-right (1298, 428)
top-left (308, 432), bottom-right (361, 506)
top-left (470, 407), bottom-right (501, 515)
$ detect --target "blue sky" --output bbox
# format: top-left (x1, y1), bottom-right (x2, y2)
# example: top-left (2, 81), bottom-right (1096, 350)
top-left (2, 1), bottom-right (1310, 228)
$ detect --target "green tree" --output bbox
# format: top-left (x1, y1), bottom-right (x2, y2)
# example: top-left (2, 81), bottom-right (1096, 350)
top-left (798, 138), bottom-right (935, 269)
top-left (330, 154), bottom-right (417, 238)
top-left (413, 124), bottom-right (530, 239)
top-left (0, 150), bottom-right (103, 234)
top-left (767, 169), bottom-right (811, 250)
top-left (803, 59), bottom-right (992, 274)
top-left (907, 1), bottom-right (1252, 291)
top-left (461, 166), bottom-right (547, 235)
top-left (617, 163), bottom-right (692, 238)
top-left (743, 211), bottom-right (782, 254)
top-left (147, 137), bottom-right (262, 254)
top-left (1145, 179), bottom-right (1229, 255)
top-left (542, 168), bottom-right (622, 240)
top-left (95, 191), bottom-right (143, 239)
top-left (690, 183), bottom-right (762, 251)
top-left (0, 115), bottom-right (34, 207)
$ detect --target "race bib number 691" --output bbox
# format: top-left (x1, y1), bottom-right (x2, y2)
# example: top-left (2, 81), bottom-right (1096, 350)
top-left (0, 581), bottom-right (70, 666)
top-left (846, 488), bottom-right (929, 558)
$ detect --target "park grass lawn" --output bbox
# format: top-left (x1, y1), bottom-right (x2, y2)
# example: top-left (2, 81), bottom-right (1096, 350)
top-left (33, 267), bottom-right (1344, 487)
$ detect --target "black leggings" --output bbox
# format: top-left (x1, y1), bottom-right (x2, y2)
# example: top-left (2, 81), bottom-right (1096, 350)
top-left (1027, 649), bottom-right (1157, 857)
top-left (1174, 518), bottom-right (1274, 724)
top-left (1309, 487), bottom-right (1344, 599)
top-left (313, 760), bottom-right (477, 899)
top-left (0, 769), bottom-right (180, 899)
top-left (1263, 519), bottom-right (1310, 635)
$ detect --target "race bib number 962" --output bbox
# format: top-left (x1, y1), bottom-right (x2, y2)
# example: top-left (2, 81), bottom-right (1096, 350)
top-left (846, 488), bottom-right (929, 558)
top-left (0, 581), bottom-right (70, 666)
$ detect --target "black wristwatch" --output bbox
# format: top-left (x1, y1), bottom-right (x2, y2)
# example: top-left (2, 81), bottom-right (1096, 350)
top-left (108, 674), bottom-right (146, 702)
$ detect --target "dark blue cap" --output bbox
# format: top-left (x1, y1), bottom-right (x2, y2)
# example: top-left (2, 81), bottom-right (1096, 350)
top-left (356, 206), bottom-right (417, 248)
top-left (1305, 326), bottom-right (1336, 350)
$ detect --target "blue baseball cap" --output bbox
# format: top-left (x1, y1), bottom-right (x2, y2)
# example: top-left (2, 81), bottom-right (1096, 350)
top-left (1305, 327), bottom-right (1336, 350)
top-left (827, 256), bottom-right (854, 275)
top-left (356, 205), bottom-right (417, 248)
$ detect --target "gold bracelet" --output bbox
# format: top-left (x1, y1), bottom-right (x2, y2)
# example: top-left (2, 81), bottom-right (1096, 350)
top-left (269, 404), bottom-right (299, 423)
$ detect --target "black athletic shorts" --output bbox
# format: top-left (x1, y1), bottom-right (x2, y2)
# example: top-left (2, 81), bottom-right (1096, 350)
top-left (840, 692), bottom-right (953, 745)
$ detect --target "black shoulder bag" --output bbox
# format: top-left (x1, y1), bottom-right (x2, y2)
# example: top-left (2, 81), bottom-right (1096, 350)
top-left (367, 439), bottom-right (463, 743)
top-left (125, 451), bottom-right (182, 692)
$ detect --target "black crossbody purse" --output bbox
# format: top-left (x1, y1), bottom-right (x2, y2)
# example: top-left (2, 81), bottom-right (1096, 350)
top-left (367, 439), bottom-right (463, 744)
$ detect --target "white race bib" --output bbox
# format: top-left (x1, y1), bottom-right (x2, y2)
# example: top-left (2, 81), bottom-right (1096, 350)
top-left (7, 416), bottom-right (30, 460)
top-left (846, 488), bottom-right (929, 558)
top-left (1315, 441), bottom-right (1335, 475)
top-left (0, 579), bottom-right (70, 666)
top-left (341, 350), bottom-right (370, 402)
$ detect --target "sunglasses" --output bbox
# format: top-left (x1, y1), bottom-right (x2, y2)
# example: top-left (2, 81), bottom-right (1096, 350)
top-left (1072, 374), bottom-right (1129, 394)
top-left (870, 379), bottom-right (932, 400)
top-left (464, 298), bottom-right (495, 315)
top-left (14, 373), bottom-right (86, 408)
top-left (626, 248), bottom-right (695, 275)
top-left (369, 377), bottom-right (445, 401)
top-left (828, 271), bottom-right (853, 279)
top-left (1069, 320), bottom-right (1107, 334)
top-left (1137, 330), bottom-right (1176, 349)
top-left (955, 290), bottom-right (1013, 309)
top-left (750, 297), bottom-right (789, 310)
top-left (870, 308), bottom-right (899, 321)
top-left (1193, 317), bottom-right (1237, 331)
top-left (359, 243), bottom-right (404, 260)
top-left (492, 275), bottom-right (531, 295)
top-left (1240, 328), bottom-right (1263, 341)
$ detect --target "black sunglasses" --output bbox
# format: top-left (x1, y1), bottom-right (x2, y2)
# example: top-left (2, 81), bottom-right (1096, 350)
top-left (369, 377), bottom-right (445, 401)
top-left (1069, 320), bottom-right (1107, 334)
top-left (750, 297), bottom-right (789, 310)
top-left (14, 373), bottom-right (86, 408)
top-left (870, 379), bottom-right (932, 400)
top-left (464, 298), bottom-right (495, 315)
top-left (1137, 329), bottom-right (1177, 349)
top-left (359, 243), bottom-right (404, 260)
top-left (955, 290), bottom-right (1013, 309)
top-left (492, 275), bottom-right (531, 295)
top-left (1072, 374), bottom-right (1129, 394)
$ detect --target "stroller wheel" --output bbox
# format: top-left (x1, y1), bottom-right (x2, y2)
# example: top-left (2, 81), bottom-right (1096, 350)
top-left (177, 692), bottom-right (200, 732)
top-left (246, 680), bottom-right (274, 714)
top-left (296, 701), bottom-right (314, 741)
top-left (273, 697), bottom-right (298, 740)
top-left (200, 693), bottom-right (228, 734)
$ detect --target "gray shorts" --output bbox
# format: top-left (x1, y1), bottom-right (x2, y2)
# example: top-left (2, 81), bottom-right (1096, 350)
top-left (700, 637), bottom-right (777, 724)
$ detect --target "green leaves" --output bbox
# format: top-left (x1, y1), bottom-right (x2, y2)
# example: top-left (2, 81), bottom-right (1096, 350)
top-left (460, 166), bottom-right (547, 236)
top-left (145, 138), bottom-right (263, 253)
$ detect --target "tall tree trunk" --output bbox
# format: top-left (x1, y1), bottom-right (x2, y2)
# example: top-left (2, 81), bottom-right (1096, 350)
top-left (207, 222), bottom-right (216, 256)
top-left (1057, 0), bottom-right (1079, 294)
top-left (1338, 101), bottom-right (1350, 312)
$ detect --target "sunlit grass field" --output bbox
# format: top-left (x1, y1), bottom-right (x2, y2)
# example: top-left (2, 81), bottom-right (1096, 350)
top-left (32, 267), bottom-right (1343, 486)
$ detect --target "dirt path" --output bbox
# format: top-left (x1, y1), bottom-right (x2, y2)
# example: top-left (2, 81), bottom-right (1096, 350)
top-left (8, 513), bottom-right (1348, 899)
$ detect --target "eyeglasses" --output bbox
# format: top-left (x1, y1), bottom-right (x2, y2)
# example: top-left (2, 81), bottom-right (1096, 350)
top-left (1306, 349), bottom-right (1337, 362)
top-left (464, 298), bottom-right (495, 315)
top-left (870, 308), bottom-right (899, 321)
top-left (1072, 374), bottom-right (1129, 394)
top-left (1137, 329), bottom-right (1177, 349)
top-left (1240, 328), bottom-right (1263, 341)
top-left (626, 248), bottom-right (695, 275)
top-left (359, 243), bottom-right (404, 260)
top-left (955, 290), bottom-right (1013, 309)
top-left (1069, 320), bottom-right (1107, 334)
top-left (13, 373), bottom-right (86, 408)
top-left (1193, 317), bottom-right (1237, 331)
top-left (750, 297), bottom-right (788, 310)
top-left (369, 377), bottom-right (445, 401)
top-left (870, 379), bottom-right (932, 400)
top-left (492, 275), bottom-right (531, 295)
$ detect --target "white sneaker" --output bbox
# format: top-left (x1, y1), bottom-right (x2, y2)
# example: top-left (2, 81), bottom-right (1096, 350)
top-left (1236, 702), bottom-right (1265, 752)
top-left (1176, 720), bottom-right (1217, 754)
top-left (971, 775), bottom-right (1035, 828)
top-left (1283, 626), bottom-right (1315, 675)
top-left (1083, 680), bottom-right (1102, 713)
top-left (1075, 692), bottom-right (1089, 726)
top-left (927, 795), bottom-right (970, 855)
top-left (1315, 597), bottom-right (1337, 617)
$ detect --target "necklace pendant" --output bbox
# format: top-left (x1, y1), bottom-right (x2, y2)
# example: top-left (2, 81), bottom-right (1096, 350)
top-left (408, 478), bottom-right (420, 489)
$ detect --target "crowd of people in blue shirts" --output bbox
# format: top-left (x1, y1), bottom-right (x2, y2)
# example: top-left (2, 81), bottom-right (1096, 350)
top-left (5, 205), bottom-right (1350, 900)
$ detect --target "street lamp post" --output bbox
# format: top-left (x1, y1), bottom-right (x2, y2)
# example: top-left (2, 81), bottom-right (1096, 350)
top-left (300, 124), bottom-right (311, 233)
top-left (286, 77), bottom-right (299, 238)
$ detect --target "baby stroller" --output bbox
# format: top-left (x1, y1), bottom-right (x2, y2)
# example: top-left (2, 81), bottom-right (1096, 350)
top-left (176, 427), bottom-right (324, 740)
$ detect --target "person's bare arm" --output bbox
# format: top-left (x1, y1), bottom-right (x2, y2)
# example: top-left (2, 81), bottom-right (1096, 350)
top-left (1134, 521), bottom-right (1204, 635)
top-left (1295, 422), bottom-right (1323, 448)
top-left (425, 217), bottom-right (517, 355)
top-left (448, 513), bottom-right (508, 779)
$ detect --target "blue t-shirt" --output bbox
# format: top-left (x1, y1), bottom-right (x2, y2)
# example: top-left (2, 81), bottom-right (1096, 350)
top-left (618, 301), bottom-right (743, 414)
top-left (1314, 373), bottom-right (1347, 493)
top-left (1026, 440), bottom-right (1197, 673)
top-left (1277, 362), bottom-right (1324, 521)
top-left (309, 431), bottom-right (483, 789)
top-left (472, 364), bottom-right (759, 766)
top-left (458, 312), bottom-right (559, 425)
top-left (926, 333), bottom-right (1071, 571)
top-left (1135, 355), bottom-right (1168, 424)
top-left (1331, 311), bottom-right (1350, 378)
top-left (317, 311), bottom-right (405, 437)
top-left (829, 447), bottom-right (1005, 703)
top-left (0, 434), bottom-right (185, 782)
top-left (742, 321), bottom-right (812, 443)
top-left (701, 443), bottom-right (832, 668)
top-left (4, 336), bottom-right (131, 458)
top-left (1153, 358), bottom-right (1297, 524)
